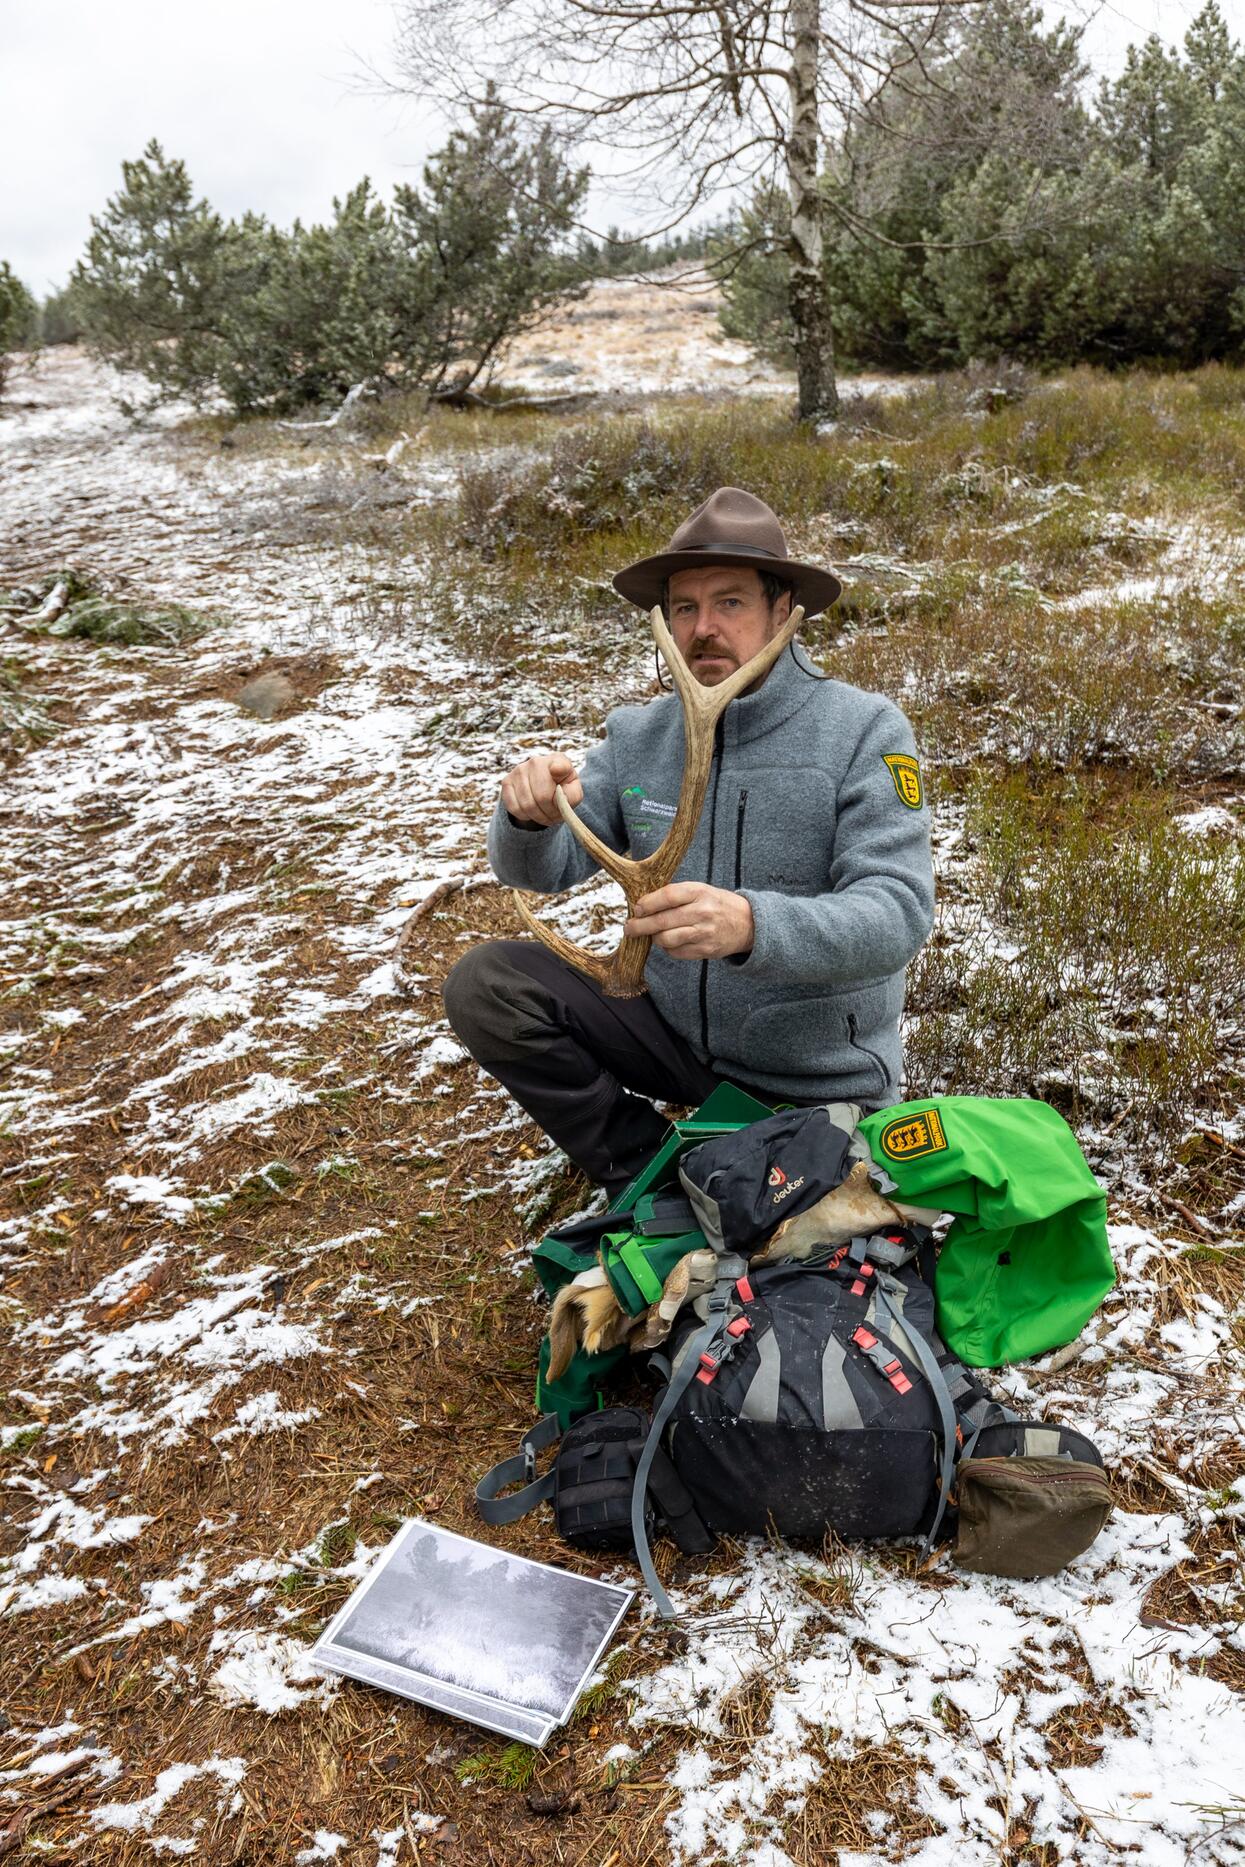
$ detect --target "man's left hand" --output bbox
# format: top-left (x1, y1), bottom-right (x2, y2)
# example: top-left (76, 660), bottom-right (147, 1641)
top-left (624, 882), bottom-right (754, 960)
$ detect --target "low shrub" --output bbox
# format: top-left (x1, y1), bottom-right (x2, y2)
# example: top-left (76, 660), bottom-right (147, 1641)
top-left (3, 572), bottom-right (218, 646)
top-left (449, 373), bottom-right (1245, 591)
top-left (906, 778), bottom-right (1245, 1151)
top-left (825, 584), bottom-right (1245, 781)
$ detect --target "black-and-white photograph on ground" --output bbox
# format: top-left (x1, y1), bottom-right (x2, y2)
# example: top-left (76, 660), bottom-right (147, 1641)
top-left (311, 1520), bottom-right (633, 1744)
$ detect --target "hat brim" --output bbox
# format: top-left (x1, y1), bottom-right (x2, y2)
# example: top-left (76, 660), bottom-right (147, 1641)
top-left (612, 548), bottom-right (842, 619)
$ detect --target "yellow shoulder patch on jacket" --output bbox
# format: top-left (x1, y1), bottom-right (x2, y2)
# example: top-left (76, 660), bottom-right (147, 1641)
top-left (879, 1107), bottom-right (947, 1160)
top-left (882, 752), bottom-right (923, 809)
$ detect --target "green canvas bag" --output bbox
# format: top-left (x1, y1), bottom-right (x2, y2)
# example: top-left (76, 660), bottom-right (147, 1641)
top-left (858, 1096), bottom-right (1114, 1366)
top-left (530, 1083), bottom-right (775, 1427)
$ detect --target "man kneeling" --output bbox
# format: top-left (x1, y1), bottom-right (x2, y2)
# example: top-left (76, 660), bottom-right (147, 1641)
top-left (443, 487), bottom-right (934, 1202)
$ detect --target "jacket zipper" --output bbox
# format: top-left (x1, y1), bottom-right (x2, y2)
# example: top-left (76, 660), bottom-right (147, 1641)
top-left (846, 1013), bottom-right (888, 1097)
top-left (698, 720), bottom-right (725, 1055)
top-left (733, 789), bottom-right (749, 889)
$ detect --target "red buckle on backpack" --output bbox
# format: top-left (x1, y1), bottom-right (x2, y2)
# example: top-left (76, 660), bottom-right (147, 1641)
top-left (695, 1351), bottom-right (719, 1385)
top-left (850, 1261), bottom-right (875, 1296)
top-left (883, 1357), bottom-right (913, 1395)
top-left (852, 1326), bottom-right (878, 1351)
top-left (735, 1275), bottom-right (755, 1305)
top-left (726, 1316), bottom-right (751, 1339)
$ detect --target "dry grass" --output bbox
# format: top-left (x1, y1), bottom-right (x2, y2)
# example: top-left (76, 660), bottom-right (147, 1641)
top-left (787, 1737), bottom-right (941, 1863)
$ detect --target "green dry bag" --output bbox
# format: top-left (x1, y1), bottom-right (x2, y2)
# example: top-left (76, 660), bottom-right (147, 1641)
top-left (859, 1095), bottom-right (1113, 1366)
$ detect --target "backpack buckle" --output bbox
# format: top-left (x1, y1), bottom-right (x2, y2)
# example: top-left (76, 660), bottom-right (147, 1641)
top-left (851, 1326), bottom-right (913, 1397)
top-left (726, 1316), bottom-right (751, 1339)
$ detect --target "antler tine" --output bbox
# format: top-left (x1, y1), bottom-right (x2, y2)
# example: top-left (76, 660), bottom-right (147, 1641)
top-left (649, 604), bottom-right (701, 711)
top-left (512, 598), bottom-right (808, 999)
top-left (649, 599), bottom-right (805, 718)
top-left (511, 890), bottom-right (614, 989)
top-left (642, 600), bottom-right (806, 878)
top-left (551, 786), bottom-right (637, 891)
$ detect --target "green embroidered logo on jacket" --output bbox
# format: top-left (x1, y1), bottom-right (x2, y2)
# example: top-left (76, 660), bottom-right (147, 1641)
top-left (622, 786), bottom-right (677, 837)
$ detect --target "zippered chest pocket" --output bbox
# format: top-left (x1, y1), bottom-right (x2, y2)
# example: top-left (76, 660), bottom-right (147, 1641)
top-left (729, 771), bottom-right (835, 893)
top-left (733, 789), bottom-right (749, 888)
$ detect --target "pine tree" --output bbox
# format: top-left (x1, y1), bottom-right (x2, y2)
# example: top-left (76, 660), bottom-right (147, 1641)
top-left (1179, 51), bottom-right (1245, 349)
top-left (73, 140), bottom-right (246, 407)
top-left (39, 283), bottom-right (86, 346)
top-left (0, 261), bottom-right (37, 397)
top-left (1184, 1), bottom-right (1237, 106)
top-left (218, 184), bottom-right (408, 413)
top-left (392, 91), bottom-right (589, 399)
top-left (1095, 36), bottom-right (1203, 181)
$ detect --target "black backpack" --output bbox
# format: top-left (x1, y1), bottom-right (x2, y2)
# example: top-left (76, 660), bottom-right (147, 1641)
top-left (477, 1116), bottom-right (1111, 1615)
top-left (657, 1249), bottom-right (986, 1544)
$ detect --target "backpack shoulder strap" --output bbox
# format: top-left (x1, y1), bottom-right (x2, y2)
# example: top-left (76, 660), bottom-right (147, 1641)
top-left (629, 1252), bottom-right (747, 1619)
top-left (871, 1279), bottom-right (960, 1556)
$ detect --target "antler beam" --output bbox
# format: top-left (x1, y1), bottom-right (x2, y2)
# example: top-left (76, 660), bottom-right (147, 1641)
top-left (514, 603), bottom-right (805, 998)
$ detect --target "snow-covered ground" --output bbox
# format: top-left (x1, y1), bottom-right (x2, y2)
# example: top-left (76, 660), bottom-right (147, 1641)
top-left (0, 346), bottom-right (1242, 1864)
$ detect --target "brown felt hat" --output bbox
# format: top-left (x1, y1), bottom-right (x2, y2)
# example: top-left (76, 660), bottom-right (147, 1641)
top-left (612, 486), bottom-right (842, 617)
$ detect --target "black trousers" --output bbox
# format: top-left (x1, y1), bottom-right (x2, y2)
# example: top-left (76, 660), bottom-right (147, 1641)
top-left (442, 939), bottom-right (823, 1198)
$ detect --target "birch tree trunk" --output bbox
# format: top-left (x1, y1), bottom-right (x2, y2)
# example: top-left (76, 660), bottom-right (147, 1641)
top-left (787, 0), bottom-right (839, 421)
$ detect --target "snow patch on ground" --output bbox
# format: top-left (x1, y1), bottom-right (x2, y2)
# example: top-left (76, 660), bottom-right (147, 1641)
top-left (210, 1629), bottom-right (337, 1714)
top-left (631, 1515), bottom-right (1241, 1867)
top-left (90, 1757), bottom-right (246, 1836)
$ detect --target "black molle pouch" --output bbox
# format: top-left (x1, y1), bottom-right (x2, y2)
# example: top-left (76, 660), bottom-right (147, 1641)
top-left (679, 1106), bottom-right (853, 1252)
top-left (554, 1406), bottom-right (714, 1556)
top-left (554, 1407), bottom-right (652, 1552)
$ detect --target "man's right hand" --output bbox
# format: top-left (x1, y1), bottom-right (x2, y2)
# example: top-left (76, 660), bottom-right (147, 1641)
top-left (501, 753), bottom-right (584, 828)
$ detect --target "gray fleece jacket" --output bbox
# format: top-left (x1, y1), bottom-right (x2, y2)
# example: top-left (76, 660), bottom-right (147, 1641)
top-left (487, 642), bottom-right (934, 1105)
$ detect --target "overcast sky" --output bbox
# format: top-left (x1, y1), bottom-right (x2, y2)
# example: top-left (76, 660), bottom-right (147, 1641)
top-left (4, 0), bottom-right (1244, 295)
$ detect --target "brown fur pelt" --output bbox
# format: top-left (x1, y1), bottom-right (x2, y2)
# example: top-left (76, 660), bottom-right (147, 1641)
top-left (545, 1161), bottom-right (927, 1383)
top-left (749, 1159), bottom-right (902, 1263)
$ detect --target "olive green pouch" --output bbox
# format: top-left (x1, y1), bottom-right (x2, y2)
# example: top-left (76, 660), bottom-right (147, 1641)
top-left (954, 1454), bottom-right (1113, 1578)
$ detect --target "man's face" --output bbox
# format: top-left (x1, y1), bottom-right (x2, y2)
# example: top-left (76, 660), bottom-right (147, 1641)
top-left (667, 565), bottom-right (792, 688)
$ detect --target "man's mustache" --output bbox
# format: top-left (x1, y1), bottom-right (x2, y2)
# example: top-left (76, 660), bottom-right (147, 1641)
top-left (689, 639), bottom-right (737, 662)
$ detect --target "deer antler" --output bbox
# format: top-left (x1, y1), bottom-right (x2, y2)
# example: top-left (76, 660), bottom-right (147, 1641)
top-left (514, 602), bottom-right (805, 998)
